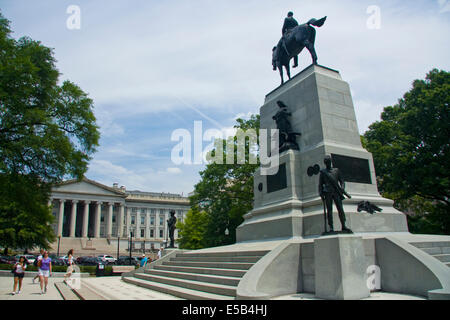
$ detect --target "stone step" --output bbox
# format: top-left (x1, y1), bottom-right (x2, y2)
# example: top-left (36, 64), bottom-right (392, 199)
top-left (154, 265), bottom-right (247, 277)
top-left (434, 254), bottom-right (450, 263)
top-left (122, 276), bottom-right (234, 300)
top-left (54, 282), bottom-right (80, 300)
top-left (134, 272), bottom-right (237, 297)
top-left (145, 268), bottom-right (241, 286)
top-left (171, 256), bottom-right (261, 263)
top-left (163, 260), bottom-right (253, 270)
top-left (179, 250), bottom-right (269, 258)
top-left (421, 247), bottom-right (444, 255)
top-left (411, 241), bottom-right (450, 249)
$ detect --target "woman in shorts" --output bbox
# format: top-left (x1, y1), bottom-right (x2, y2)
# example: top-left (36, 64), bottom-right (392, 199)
top-left (38, 251), bottom-right (52, 294)
top-left (12, 256), bottom-right (27, 295)
top-left (64, 249), bottom-right (74, 283)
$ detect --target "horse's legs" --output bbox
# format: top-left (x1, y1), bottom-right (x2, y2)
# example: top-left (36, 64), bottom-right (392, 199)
top-left (306, 43), bottom-right (318, 65)
top-left (278, 65), bottom-right (284, 84)
top-left (285, 65), bottom-right (291, 80)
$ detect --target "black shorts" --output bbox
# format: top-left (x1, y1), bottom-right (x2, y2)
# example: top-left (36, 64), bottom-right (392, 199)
top-left (14, 272), bottom-right (25, 279)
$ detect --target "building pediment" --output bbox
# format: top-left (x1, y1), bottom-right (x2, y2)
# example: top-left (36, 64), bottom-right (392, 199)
top-left (52, 178), bottom-right (126, 197)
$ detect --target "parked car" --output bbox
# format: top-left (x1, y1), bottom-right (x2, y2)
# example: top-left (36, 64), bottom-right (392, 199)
top-left (76, 256), bottom-right (101, 266)
top-left (98, 255), bottom-right (116, 264)
top-left (49, 254), bottom-right (68, 266)
top-left (14, 254), bottom-right (36, 265)
top-left (116, 256), bottom-right (139, 266)
top-left (0, 255), bottom-right (16, 264)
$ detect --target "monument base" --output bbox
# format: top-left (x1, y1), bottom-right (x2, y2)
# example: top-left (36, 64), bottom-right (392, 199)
top-left (314, 235), bottom-right (370, 300)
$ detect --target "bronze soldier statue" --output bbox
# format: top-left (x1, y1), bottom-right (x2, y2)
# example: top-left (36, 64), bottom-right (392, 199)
top-left (281, 11), bottom-right (299, 68)
top-left (319, 155), bottom-right (352, 233)
top-left (272, 101), bottom-right (301, 152)
top-left (167, 210), bottom-right (177, 248)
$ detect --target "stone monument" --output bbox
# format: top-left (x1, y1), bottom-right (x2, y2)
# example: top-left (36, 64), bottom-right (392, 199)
top-left (236, 64), bottom-right (408, 242)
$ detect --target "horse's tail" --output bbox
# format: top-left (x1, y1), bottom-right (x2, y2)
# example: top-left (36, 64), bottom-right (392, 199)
top-left (307, 16), bottom-right (327, 27)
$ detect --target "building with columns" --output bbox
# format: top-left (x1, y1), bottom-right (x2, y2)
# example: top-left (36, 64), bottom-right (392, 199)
top-left (49, 178), bottom-right (189, 254)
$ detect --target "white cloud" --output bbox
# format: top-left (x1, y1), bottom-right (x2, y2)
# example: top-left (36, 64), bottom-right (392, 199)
top-left (165, 167), bottom-right (182, 174)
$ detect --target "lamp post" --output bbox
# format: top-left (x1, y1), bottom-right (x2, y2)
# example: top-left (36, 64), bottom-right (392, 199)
top-left (129, 228), bottom-right (133, 261)
top-left (117, 236), bottom-right (120, 260)
top-left (57, 235), bottom-right (61, 256)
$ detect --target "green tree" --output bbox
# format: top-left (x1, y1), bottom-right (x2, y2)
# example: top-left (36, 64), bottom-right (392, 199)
top-left (0, 12), bottom-right (100, 251)
top-left (364, 69), bottom-right (449, 234)
top-left (176, 207), bottom-right (209, 250)
top-left (187, 115), bottom-right (260, 248)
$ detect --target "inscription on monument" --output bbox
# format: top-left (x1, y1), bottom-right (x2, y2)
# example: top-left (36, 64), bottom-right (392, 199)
top-left (331, 154), bottom-right (372, 184)
top-left (267, 163), bottom-right (287, 193)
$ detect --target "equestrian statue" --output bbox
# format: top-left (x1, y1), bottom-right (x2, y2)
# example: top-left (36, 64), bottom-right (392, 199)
top-left (272, 12), bottom-right (327, 84)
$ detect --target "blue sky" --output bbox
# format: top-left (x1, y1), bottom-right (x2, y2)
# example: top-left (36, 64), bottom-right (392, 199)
top-left (1, 0), bottom-right (449, 194)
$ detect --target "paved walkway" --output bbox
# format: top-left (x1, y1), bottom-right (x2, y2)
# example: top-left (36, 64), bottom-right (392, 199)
top-left (81, 277), bottom-right (182, 300)
top-left (0, 276), bottom-right (63, 300)
top-left (0, 275), bottom-right (427, 300)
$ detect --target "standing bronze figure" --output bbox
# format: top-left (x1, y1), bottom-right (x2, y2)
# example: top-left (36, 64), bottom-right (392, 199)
top-left (319, 155), bottom-right (352, 234)
top-left (167, 210), bottom-right (177, 248)
top-left (272, 13), bottom-right (327, 84)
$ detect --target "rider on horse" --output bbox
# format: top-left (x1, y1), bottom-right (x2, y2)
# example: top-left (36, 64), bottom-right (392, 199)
top-left (281, 11), bottom-right (299, 68)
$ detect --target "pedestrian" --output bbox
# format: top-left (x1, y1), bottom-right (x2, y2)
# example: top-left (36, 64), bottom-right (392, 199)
top-left (37, 251), bottom-right (52, 294)
top-left (11, 256), bottom-right (27, 295)
top-left (32, 249), bottom-right (44, 284)
top-left (157, 247), bottom-right (164, 259)
top-left (140, 254), bottom-right (148, 268)
top-left (64, 249), bottom-right (74, 283)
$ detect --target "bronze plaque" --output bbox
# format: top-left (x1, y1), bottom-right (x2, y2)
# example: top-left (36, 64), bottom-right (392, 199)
top-left (267, 163), bottom-right (287, 193)
top-left (331, 154), bottom-right (372, 184)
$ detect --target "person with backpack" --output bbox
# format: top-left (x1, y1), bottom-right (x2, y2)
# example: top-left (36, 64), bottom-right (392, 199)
top-left (11, 256), bottom-right (27, 295)
top-left (32, 249), bottom-right (44, 284)
top-left (38, 251), bottom-right (52, 294)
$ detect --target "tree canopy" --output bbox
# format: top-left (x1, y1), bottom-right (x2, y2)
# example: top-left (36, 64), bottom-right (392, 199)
top-left (363, 69), bottom-right (449, 234)
top-left (0, 11), bottom-right (100, 250)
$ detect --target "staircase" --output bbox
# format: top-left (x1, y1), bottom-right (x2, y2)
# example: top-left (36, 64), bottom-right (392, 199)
top-left (123, 250), bottom-right (269, 300)
top-left (410, 241), bottom-right (450, 268)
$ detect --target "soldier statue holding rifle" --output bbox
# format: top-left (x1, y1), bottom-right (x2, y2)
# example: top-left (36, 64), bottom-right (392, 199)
top-left (318, 155), bottom-right (352, 234)
top-left (167, 210), bottom-right (177, 248)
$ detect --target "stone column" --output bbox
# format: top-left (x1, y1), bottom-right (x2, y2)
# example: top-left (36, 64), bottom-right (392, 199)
top-left (94, 202), bottom-right (102, 238)
top-left (145, 214), bottom-right (150, 239)
top-left (82, 201), bottom-right (90, 238)
top-left (69, 200), bottom-right (78, 238)
top-left (126, 207), bottom-right (131, 237)
top-left (57, 199), bottom-right (65, 237)
top-left (107, 202), bottom-right (114, 238)
top-left (118, 204), bottom-right (125, 238)
top-left (136, 209), bottom-right (141, 239)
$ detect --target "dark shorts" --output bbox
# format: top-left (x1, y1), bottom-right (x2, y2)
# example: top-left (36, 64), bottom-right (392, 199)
top-left (14, 272), bottom-right (24, 279)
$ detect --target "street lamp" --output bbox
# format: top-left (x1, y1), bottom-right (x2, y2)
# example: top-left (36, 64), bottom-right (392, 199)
top-left (129, 228), bottom-right (134, 261)
top-left (57, 235), bottom-right (61, 256)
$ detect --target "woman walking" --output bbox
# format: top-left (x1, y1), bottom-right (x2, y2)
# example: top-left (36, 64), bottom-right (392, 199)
top-left (38, 251), bottom-right (52, 294)
top-left (64, 249), bottom-right (74, 283)
top-left (11, 256), bottom-right (27, 295)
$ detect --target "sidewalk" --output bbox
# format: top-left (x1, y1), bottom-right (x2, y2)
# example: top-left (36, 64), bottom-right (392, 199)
top-left (0, 276), bottom-right (63, 300)
top-left (80, 277), bottom-right (182, 300)
top-left (0, 275), bottom-right (181, 300)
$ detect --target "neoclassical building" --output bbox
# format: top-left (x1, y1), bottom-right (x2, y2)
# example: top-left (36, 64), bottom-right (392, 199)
top-left (49, 178), bottom-right (190, 253)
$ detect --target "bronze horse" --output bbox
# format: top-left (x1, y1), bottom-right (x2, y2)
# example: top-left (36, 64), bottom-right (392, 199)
top-left (272, 17), bottom-right (327, 84)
